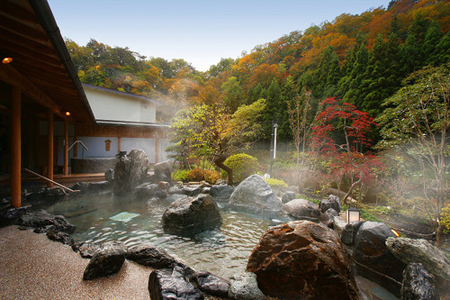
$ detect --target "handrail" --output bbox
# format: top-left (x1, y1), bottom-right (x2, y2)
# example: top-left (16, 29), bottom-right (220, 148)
top-left (68, 140), bottom-right (88, 152)
top-left (22, 168), bottom-right (80, 193)
top-left (68, 140), bottom-right (88, 159)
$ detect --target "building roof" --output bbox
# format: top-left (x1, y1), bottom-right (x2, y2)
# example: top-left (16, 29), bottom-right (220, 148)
top-left (0, 0), bottom-right (95, 123)
top-left (82, 83), bottom-right (163, 106)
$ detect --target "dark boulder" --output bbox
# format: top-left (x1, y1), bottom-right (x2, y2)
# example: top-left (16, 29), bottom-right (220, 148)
top-left (247, 220), bottom-right (359, 300)
top-left (126, 244), bottom-right (178, 269)
top-left (0, 205), bottom-right (30, 226)
top-left (162, 194), bottom-right (222, 237)
top-left (191, 271), bottom-right (230, 298)
top-left (87, 181), bottom-right (111, 193)
top-left (154, 160), bottom-right (172, 183)
top-left (386, 237), bottom-right (450, 281)
top-left (134, 183), bottom-right (167, 200)
top-left (148, 267), bottom-right (204, 300)
top-left (209, 185), bottom-right (234, 203)
top-left (341, 221), bottom-right (364, 246)
top-left (19, 209), bottom-right (75, 234)
top-left (320, 207), bottom-right (339, 228)
top-left (83, 242), bottom-right (127, 280)
top-left (113, 149), bottom-right (150, 195)
top-left (282, 198), bottom-right (321, 222)
top-left (166, 193), bottom-right (188, 204)
top-left (401, 263), bottom-right (440, 300)
top-left (72, 241), bottom-right (100, 258)
top-left (319, 194), bottom-right (341, 213)
top-left (46, 229), bottom-right (74, 246)
top-left (281, 191), bottom-right (296, 203)
top-left (182, 185), bottom-right (203, 197)
top-left (354, 221), bottom-right (406, 295)
top-left (229, 174), bottom-right (282, 214)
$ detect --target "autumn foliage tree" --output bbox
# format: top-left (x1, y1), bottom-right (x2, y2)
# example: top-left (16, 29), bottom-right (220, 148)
top-left (167, 99), bottom-right (266, 185)
top-left (311, 97), bottom-right (384, 203)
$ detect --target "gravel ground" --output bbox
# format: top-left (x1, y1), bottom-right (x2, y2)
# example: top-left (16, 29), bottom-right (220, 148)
top-left (0, 226), bottom-right (152, 300)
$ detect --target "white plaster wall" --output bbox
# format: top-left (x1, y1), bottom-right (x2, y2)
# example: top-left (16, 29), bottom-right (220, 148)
top-left (74, 136), bottom-right (119, 158)
top-left (84, 86), bottom-right (156, 123)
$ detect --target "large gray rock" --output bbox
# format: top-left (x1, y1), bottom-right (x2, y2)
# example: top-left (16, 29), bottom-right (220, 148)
top-left (83, 242), bottom-right (127, 280)
top-left (148, 267), bottom-right (204, 300)
top-left (354, 221), bottom-right (406, 294)
top-left (282, 199), bottom-right (321, 222)
top-left (386, 237), bottom-right (450, 280)
top-left (134, 183), bottom-right (167, 200)
top-left (401, 263), bottom-right (440, 300)
top-left (247, 220), bottom-right (359, 300)
top-left (162, 194), bottom-right (222, 237)
top-left (154, 160), bottom-right (172, 183)
top-left (319, 194), bottom-right (341, 213)
top-left (113, 149), bottom-right (150, 195)
top-left (210, 185), bottom-right (234, 203)
top-left (229, 272), bottom-right (266, 300)
top-left (281, 191), bottom-right (296, 203)
top-left (229, 175), bottom-right (282, 214)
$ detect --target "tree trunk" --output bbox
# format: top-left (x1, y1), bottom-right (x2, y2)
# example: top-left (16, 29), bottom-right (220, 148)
top-left (435, 223), bottom-right (445, 248)
top-left (214, 155), bottom-right (233, 186)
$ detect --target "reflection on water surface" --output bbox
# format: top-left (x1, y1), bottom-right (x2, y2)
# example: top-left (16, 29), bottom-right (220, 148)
top-left (42, 193), bottom-right (276, 279)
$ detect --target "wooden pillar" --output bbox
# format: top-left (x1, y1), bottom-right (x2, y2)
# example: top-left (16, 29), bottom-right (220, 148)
top-left (118, 137), bottom-right (121, 153)
top-left (47, 110), bottom-right (53, 187)
top-left (11, 86), bottom-right (21, 208)
top-left (63, 118), bottom-right (69, 175)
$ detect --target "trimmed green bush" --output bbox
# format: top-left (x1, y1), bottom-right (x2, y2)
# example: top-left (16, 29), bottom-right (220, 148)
top-left (222, 153), bottom-right (259, 183)
top-left (264, 177), bottom-right (288, 189)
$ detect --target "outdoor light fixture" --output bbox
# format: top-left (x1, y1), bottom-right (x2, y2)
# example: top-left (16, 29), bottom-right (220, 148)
top-left (347, 207), bottom-right (360, 224)
top-left (65, 111), bottom-right (71, 116)
top-left (391, 228), bottom-right (401, 237)
top-left (2, 56), bottom-right (13, 64)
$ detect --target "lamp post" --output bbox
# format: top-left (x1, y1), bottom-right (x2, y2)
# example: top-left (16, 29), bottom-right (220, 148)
top-left (269, 122), bottom-right (278, 177)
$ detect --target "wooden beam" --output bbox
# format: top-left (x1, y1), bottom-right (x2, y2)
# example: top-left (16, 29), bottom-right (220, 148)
top-left (0, 64), bottom-right (64, 118)
top-left (47, 110), bottom-right (54, 187)
top-left (0, 36), bottom-right (62, 67)
top-left (0, 14), bottom-right (48, 43)
top-left (10, 86), bottom-right (21, 208)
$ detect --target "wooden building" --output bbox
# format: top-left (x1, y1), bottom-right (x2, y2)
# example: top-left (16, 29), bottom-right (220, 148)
top-left (76, 84), bottom-right (170, 164)
top-left (0, 0), bottom-right (172, 207)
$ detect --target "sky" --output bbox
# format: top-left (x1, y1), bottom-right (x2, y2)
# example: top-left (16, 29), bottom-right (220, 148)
top-left (48, 0), bottom-right (389, 71)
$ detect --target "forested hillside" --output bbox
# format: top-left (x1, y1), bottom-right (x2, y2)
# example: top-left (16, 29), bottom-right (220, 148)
top-left (67, 0), bottom-right (450, 140)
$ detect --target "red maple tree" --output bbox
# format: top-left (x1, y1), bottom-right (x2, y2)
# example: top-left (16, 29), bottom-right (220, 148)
top-left (311, 97), bottom-right (385, 203)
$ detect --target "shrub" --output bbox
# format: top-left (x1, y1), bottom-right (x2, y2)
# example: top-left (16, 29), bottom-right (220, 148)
top-left (173, 169), bottom-right (189, 182)
top-left (176, 167), bottom-right (221, 184)
top-left (186, 167), bottom-right (206, 182)
top-left (264, 177), bottom-right (288, 189)
top-left (223, 153), bottom-right (259, 183)
top-left (204, 169), bottom-right (221, 184)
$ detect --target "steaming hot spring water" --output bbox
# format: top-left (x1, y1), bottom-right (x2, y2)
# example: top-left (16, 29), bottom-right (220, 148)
top-left (40, 192), bottom-right (286, 279)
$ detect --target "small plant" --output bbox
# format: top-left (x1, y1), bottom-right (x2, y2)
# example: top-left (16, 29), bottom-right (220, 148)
top-left (204, 169), bottom-right (221, 184)
top-left (223, 153), bottom-right (259, 183)
top-left (264, 178), bottom-right (288, 189)
top-left (173, 169), bottom-right (189, 182)
top-left (441, 204), bottom-right (450, 230)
